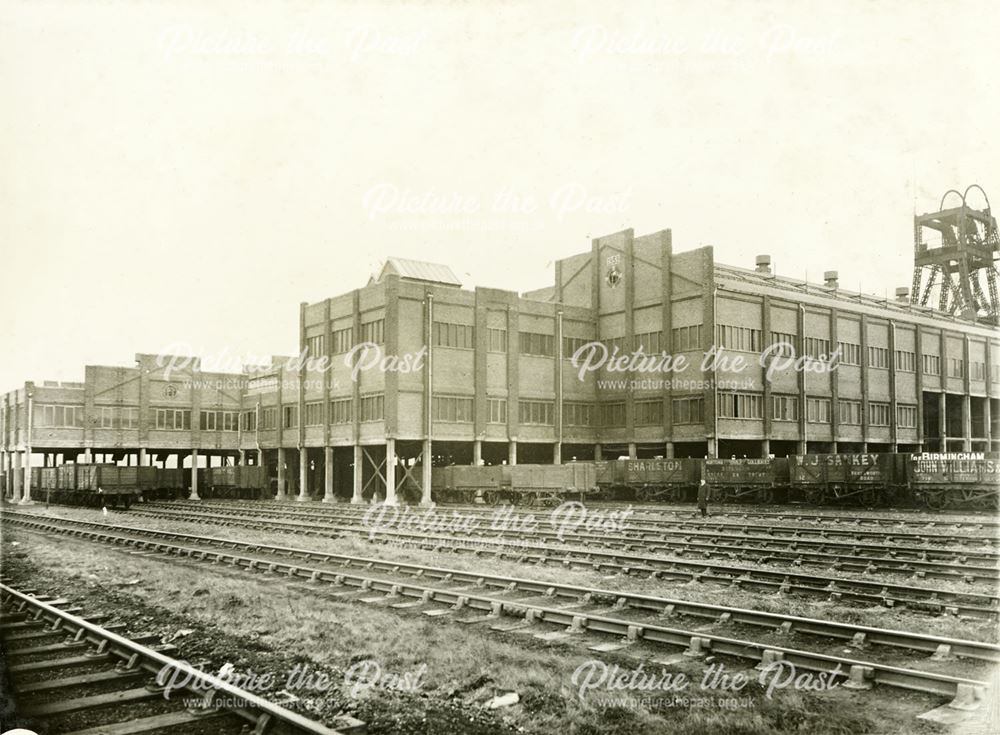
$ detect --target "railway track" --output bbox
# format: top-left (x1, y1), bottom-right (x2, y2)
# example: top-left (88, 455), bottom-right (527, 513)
top-left (2, 513), bottom-right (993, 712)
top-left (129, 504), bottom-right (1000, 585)
top-left (4, 510), bottom-right (999, 619)
top-left (151, 499), bottom-right (1000, 548)
top-left (0, 582), bottom-right (362, 735)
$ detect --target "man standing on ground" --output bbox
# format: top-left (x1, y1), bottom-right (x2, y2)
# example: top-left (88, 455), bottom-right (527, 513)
top-left (697, 479), bottom-right (710, 517)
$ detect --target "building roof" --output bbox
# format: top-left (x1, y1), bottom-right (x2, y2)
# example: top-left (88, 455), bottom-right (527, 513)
top-left (377, 257), bottom-right (462, 287)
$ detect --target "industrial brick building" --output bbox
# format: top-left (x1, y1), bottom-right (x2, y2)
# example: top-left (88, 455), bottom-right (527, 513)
top-left (3, 227), bottom-right (999, 506)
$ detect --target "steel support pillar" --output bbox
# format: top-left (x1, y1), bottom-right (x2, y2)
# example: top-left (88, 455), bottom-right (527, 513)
top-left (323, 446), bottom-right (335, 503)
top-left (188, 449), bottom-right (200, 500)
top-left (276, 448), bottom-right (287, 500)
top-left (352, 445), bottom-right (364, 504)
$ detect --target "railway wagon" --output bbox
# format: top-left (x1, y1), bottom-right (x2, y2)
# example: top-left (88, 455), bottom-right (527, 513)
top-left (703, 458), bottom-right (789, 503)
top-left (501, 462), bottom-right (599, 506)
top-left (904, 454), bottom-right (999, 510)
top-left (594, 458), bottom-right (701, 501)
top-left (238, 466), bottom-right (267, 498)
top-left (789, 454), bottom-right (897, 506)
top-left (431, 465), bottom-right (503, 504)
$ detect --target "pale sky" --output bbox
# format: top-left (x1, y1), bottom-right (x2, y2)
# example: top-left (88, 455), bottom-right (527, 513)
top-left (2, 0), bottom-right (998, 391)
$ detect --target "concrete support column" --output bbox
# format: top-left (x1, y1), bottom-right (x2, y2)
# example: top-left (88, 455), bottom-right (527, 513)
top-left (938, 392), bottom-right (947, 451)
top-left (860, 442), bottom-right (868, 453)
top-left (594, 444), bottom-right (603, 461)
top-left (188, 449), bottom-right (200, 500)
top-left (761, 438), bottom-right (770, 457)
top-left (20, 450), bottom-right (33, 505)
top-left (707, 438), bottom-right (718, 459)
top-left (384, 439), bottom-right (397, 505)
top-left (796, 440), bottom-right (806, 454)
top-left (553, 442), bottom-right (562, 465)
top-left (352, 445), bottom-right (364, 504)
top-left (139, 447), bottom-right (148, 466)
top-left (297, 448), bottom-right (310, 501)
top-left (627, 442), bottom-right (637, 460)
top-left (83, 447), bottom-right (92, 463)
top-left (257, 448), bottom-right (263, 467)
top-left (472, 440), bottom-right (482, 466)
top-left (508, 440), bottom-right (517, 466)
top-left (985, 400), bottom-right (993, 448)
top-left (962, 395), bottom-right (972, 451)
top-left (276, 448), bottom-right (287, 500)
top-left (831, 441), bottom-right (838, 454)
top-left (421, 438), bottom-right (433, 507)
top-left (12, 451), bottom-right (23, 502)
top-left (323, 446), bottom-right (335, 503)
top-left (664, 442), bottom-right (674, 459)
top-left (238, 449), bottom-right (246, 466)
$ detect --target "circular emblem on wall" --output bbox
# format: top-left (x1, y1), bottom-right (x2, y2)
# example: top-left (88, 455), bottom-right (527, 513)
top-left (606, 266), bottom-right (623, 288)
top-left (163, 384), bottom-right (178, 398)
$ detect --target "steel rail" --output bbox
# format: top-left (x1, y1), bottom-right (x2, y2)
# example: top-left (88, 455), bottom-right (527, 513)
top-left (4, 511), bottom-right (998, 619)
top-left (2, 519), bottom-right (990, 705)
top-left (150, 499), bottom-right (1000, 547)
top-left (0, 583), bottom-right (356, 735)
top-left (128, 506), bottom-right (1000, 582)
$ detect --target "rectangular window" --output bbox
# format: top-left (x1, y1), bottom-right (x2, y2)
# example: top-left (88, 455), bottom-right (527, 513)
top-left (304, 402), bottom-right (324, 426)
top-left (634, 331), bottom-right (662, 354)
top-left (634, 399), bottom-right (663, 426)
top-left (772, 395), bottom-right (798, 421)
top-left (155, 408), bottom-right (190, 431)
top-left (223, 412), bottom-right (236, 431)
top-left (563, 336), bottom-right (591, 358)
top-left (897, 404), bottom-right (918, 428)
top-left (487, 398), bottom-right (507, 424)
top-left (948, 358), bottom-right (964, 378)
top-left (200, 410), bottom-right (217, 431)
top-left (305, 334), bottom-right (326, 359)
top-left (260, 407), bottom-right (276, 430)
top-left (563, 402), bottom-right (593, 427)
top-left (432, 395), bottom-right (474, 422)
top-left (922, 354), bottom-right (941, 375)
top-left (837, 342), bottom-right (861, 365)
top-left (869, 401), bottom-right (891, 426)
top-left (242, 410), bottom-right (257, 431)
top-left (839, 399), bottom-right (862, 425)
top-left (433, 321), bottom-right (475, 349)
top-left (360, 394), bottom-right (384, 422)
top-left (599, 402), bottom-right (626, 427)
top-left (867, 346), bottom-right (889, 369)
top-left (971, 361), bottom-right (986, 380)
top-left (101, 406), bottom-right (139, 429)
top-left (519, 332), bottom-right (555, 357)
top-left (716, 325), bottom-right (762, 353)
top-left (332, 327), bottom-right (353, 354)
top-left (36, 405), bottom-right (85, 428)
top-left (718, 392), bottom-right (763, 419)
top-left (671, 396), bottom-right (704, 425)
top-left (519, 400), bottom-right (554, 425)
top-left (806, 397), bottom-right (831, 423)
top-left (330, 398), bottom-right (353, 425)
top-left (283, 405), bottom-right (298, 429)
top-left (488, 328), bottom-right (508, 352)
top-left (803, 337), bottom-right (831, 361)
top-left (603, 336), bottom-right (627, 355)
top-left (671, 324), bottom-right (702, 352)
top-left (894, 350), bottom-right (916, 372)
top-left (360, 319), bottom-right (384, 345)
top-left (771, 332), bottom-right (796, 358)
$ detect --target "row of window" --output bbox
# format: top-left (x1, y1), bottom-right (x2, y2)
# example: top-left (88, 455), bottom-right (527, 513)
top-left (304, 320), bottom-right (386, 357)
top-left (715, 393), bottom-right (919, 428)
top-left (199, 410), bottom-right (238, 431)
top-left (35, 404), bottom-right (87, 428)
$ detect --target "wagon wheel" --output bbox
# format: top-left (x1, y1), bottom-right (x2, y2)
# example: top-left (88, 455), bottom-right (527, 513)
top-left (757, 489), bottom-right (774, 504)
top-left (923, 490), bottom-right (946, 510)
top-left (519, 493), bottom-right (536, 508)
top-left (636, 487), bottom-right (654, 503)
top-left (859, 489), bottom-right (877, 507)
top-left (804, 488), bottom-right (824, 505)
top-left (483, 490), bottom-right (501, 506)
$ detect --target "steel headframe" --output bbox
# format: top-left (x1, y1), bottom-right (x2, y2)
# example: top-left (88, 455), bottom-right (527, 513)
top-left (910, 185), bottom-right (1000, 324)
